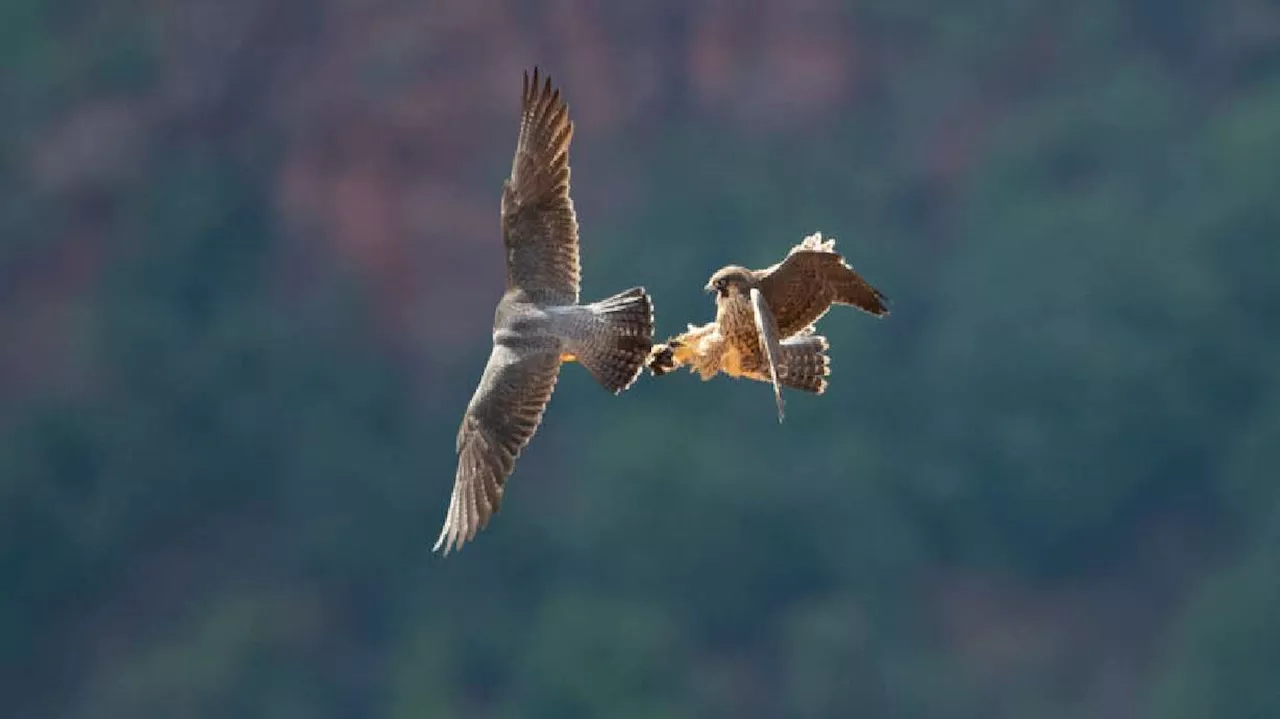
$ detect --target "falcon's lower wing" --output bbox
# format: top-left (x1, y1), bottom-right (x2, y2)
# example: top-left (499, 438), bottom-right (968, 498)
top-left (750, 288), bottom-right (786, 422)
top-left (434, 345), bottom-right (561, 555)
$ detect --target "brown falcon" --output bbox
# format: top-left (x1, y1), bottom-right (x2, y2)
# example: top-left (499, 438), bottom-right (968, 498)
top-left (434, 69), bottom-right (655, 555)
top-left (647, 232), bottom-right (887, 421)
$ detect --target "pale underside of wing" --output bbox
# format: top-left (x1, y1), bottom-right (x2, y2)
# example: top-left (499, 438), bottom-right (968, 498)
top-left (500, 68), bottom-right (581, 305)
top-left (750, 287), bottom-right (786, 423)
top-left (434, 345), bottom-right (561, 555)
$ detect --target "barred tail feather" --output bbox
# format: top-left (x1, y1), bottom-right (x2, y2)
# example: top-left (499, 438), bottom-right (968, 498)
top-left (576, 287), bottom-right (655, 393)
top-left (777, 334), bottom-right (831, 394)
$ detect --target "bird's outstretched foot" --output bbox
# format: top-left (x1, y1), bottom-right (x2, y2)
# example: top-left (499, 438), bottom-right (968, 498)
top-left (647, 339), bottom-right (682, 376)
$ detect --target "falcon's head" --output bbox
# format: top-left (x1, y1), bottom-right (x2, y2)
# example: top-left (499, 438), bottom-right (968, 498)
top-left (705, 266), bottom-right (755, 299)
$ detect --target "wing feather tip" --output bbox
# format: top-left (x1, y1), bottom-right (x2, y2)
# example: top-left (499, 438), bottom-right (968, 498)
top-left (432, 522), bottom-right (454, 556)
top-left (750, 287), bottom-right (786, 422)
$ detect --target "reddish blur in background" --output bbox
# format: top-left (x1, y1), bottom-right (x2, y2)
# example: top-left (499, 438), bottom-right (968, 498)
top-left (2, 1), bottom-right (1278, 717)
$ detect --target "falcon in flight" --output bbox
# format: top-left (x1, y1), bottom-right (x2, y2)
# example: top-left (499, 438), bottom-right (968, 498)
top-left (647, 232), bottom-right (887, 421)
top-left (434, 69), bottom-right (655, 555)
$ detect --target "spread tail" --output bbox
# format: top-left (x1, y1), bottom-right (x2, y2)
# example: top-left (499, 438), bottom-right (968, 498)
top-left (777, 333), bottom-right (830, 394)
top-left (575, 287), bottom-right (655, 394)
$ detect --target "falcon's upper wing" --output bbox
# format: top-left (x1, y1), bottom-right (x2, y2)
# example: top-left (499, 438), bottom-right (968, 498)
top-left (500, 68), bottom-right (581, 304)
top-left (758, 233), bottom-right (889, 337)
top-left (750, 288), bottom-right (786, 422)
top-left (433, 344), bottom-right (561, 555)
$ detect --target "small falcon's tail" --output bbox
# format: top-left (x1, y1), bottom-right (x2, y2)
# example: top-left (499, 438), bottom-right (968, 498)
top-left (776, 333), bottom-right (831, 394)
top-left (576, 287), bottom-right (655, 394)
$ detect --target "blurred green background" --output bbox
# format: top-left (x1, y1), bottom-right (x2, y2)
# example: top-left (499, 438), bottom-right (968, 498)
top-left (3, 1), bottom-right (1279, 717)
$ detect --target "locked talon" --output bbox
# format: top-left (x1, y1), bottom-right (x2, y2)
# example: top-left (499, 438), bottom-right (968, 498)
top-left (647, 344), bottom-right (676, 375)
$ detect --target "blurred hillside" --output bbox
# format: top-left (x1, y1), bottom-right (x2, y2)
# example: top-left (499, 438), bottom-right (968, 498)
top-left (3, 1), bottom-right (1279, 717)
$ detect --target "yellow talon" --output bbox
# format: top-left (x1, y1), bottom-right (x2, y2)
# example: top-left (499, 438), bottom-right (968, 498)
top-left (560, 352), bottom-right (577, 363)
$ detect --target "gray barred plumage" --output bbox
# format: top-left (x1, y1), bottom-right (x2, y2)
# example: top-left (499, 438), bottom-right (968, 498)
top-left (434, 69), bottom-right (654, 556)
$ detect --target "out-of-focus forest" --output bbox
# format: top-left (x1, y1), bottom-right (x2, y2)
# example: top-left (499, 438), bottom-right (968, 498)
top-left (3, 1), bottom-right (1279, 717)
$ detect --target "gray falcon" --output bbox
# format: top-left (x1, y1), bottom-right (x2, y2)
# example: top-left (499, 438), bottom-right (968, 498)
top-left (434, 69), bottom-right (655, 555)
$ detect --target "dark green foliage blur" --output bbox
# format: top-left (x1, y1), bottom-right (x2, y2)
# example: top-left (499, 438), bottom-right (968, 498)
top-left (2, 2), bottom-right (1278, 717)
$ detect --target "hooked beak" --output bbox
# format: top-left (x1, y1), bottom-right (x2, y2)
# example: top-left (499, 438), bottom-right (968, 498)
top-left (704, 281), bottom-right (716, 293)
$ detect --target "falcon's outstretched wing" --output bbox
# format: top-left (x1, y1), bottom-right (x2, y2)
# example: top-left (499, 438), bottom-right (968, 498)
top-left (501, 68), bottom-right (580, 304)
top-left (750, 287), bottom-right (786, 422)
top-left (758, 233), bottom-right (889, 337)
top-left (434, 345), bottom-right (561, 555)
